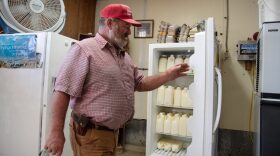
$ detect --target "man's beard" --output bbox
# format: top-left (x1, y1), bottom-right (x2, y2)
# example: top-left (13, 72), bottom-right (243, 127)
top-left (109, 29), bottom-right (128, 50)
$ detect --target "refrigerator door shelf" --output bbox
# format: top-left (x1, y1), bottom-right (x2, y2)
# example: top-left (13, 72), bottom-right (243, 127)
top-left (156, 104), bottom-right (193, 110)
top-left (152, 148), bottom-right (188, 156)
top-left (156, 133), bottom-right (192, 140)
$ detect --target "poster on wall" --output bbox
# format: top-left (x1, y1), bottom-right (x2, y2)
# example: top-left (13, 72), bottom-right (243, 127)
top-left (0, 35), bottom-right (38, 68)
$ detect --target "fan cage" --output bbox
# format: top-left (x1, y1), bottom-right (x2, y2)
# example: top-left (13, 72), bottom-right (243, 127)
top-left (0, 0), bottom-right (65, 33)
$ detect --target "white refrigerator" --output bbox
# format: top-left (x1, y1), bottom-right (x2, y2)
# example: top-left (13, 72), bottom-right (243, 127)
top-left (146, 18), bottom-right (222, 156)
top-left (0, 32), bottom-right (76, 156)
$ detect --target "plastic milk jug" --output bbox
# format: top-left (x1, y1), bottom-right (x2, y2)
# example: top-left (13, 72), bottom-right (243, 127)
top-left (171, 113), bottom-right (180, 135)
top-left (157, 85), bottom-right (165, 105)
top-left (187, 115), bottom-right (192, 137)
top-left (173, 87), bottom-right (182, 107)
top-left (158, 55), bottom-right (168, 72)
top-left (166, 55), bottom-right (175, 69)
top-left (164, 86), bottom-right (174, 106)
top-left (164, 113), bottom-right (173, 134)
top-left (179, 114), bottom-right (188, 137)
top-left (156, 112), bottom-right (165, 133)
top-left (175, 55), bottom-right (184, 65)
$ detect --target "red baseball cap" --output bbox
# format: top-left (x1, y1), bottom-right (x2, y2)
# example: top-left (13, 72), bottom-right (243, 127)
top-left (100, 4), bottom-right (142, 27)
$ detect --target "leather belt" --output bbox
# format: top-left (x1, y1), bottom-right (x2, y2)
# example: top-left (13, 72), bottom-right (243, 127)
top-left (71, 111), bottom-right (114, 132)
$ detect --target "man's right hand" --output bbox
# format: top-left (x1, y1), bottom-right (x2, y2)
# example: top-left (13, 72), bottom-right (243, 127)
top-left (44, 130), bottom-right (65, 156)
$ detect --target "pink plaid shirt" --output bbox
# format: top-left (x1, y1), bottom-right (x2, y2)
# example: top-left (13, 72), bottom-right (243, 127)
top-left (54, 33), bottom-right (144, 129)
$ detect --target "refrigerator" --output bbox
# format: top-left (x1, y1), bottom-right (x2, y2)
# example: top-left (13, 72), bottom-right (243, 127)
top-left (146, 18), bottom-right (222, 156)
top-left (0, 32), bottom-right (76, 156)
top-left (255, 21), bottom-right (280, 156)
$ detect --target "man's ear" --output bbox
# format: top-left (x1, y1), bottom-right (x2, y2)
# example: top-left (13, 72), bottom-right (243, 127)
top-left (106, 19), bottom-right (113, 30)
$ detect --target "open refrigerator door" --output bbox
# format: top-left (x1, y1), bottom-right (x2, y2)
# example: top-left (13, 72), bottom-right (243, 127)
top-left (146, 17), bottom-right (222, 156)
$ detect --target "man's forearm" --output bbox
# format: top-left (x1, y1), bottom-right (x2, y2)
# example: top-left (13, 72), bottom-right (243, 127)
top-left (137, 64), bottom-right (189, 91)
top-left (138, 72), bottom-right (170, 91)
top-left (49, 91), bottom-right (70, 132)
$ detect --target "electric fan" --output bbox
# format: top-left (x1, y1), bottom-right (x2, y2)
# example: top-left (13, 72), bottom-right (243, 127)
top-left (0, 0), bottom-right (65, 33)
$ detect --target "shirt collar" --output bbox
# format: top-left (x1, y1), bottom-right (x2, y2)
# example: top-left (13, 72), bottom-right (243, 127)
top-left (95, 33), bottom-right (126, 57)
top-left (95, 33), bottom-right (108, 49)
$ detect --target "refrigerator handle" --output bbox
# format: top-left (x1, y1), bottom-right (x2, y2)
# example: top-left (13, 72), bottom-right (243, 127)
top-left (213, 67), bottom-right (222, 133)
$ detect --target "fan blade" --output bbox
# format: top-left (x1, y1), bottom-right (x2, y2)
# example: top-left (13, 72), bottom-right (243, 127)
top-left (9, 4), bottom-right (30, 21)
top-left (19, 12), bottom-right (31, 30)
top-left (30, 13), bottom-right (40, 30)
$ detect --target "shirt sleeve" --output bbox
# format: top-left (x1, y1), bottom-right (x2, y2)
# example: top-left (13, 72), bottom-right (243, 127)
top-left (54, 44), bottom-right (89, 97)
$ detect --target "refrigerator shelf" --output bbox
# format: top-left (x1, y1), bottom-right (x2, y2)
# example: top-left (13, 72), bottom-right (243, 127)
top-left (156, 104), bottom-right (193, 110)
top-left (157, 132), bottom-right (192, 141)
top-left (152, 148), bottom-right (187, 156)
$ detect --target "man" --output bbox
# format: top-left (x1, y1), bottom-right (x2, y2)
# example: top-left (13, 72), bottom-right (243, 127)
top-left (44, 3), bottom-right (189, 156)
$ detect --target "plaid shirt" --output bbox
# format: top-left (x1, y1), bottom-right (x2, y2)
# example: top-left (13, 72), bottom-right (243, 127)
top-left (54, 33), bottom-right (144, 129)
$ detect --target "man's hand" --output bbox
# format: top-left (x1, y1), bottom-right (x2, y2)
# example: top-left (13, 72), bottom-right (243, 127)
top-left (44, 130), bottom-right (65, 156)
top-left (165, 63), bottom-right (190, 81)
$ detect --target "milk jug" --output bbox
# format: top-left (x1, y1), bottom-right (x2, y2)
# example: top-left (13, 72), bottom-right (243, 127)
top-left (158, 55), bottom-right (168, 72)
top-left (181, 87), bottom-right (192, 108)
top-left (187, 115), bottom-right (192, 137)
top-left (181, 87), bottom-right (187, 107)
top-left (166, 55), bottom-right (175, 69)
top-left (171, 113), bottom-right (180, 135)
top-left (184, 57), bottom-right (193, 74)
top-left (164, 86), bottom-right (174, 106)
top-left (164, 113), bottom-right (173, 134)
top-left (156, 112), bottom-right (165, 133)
top-left (174, 55), bottom-right (183, 65)
top-left (185, 89), bottom-right (192, 107)
top-left (157, 85), bottom-right (165, 105)
top-left (178, 114), bottom-right (188, 137)
top-left (173, 87), bottom-right (182, 107)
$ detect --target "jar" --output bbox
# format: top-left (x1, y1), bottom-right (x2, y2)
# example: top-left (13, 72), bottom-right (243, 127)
top-left (164, 86), bottom-right (174, 106)
top-left (173, 87), bottom-right (182, 107)
top-left (158, 55), bottom-right (168, 72)
top-left (175, 55), bottom-right (184, 65)
top-left (157, 85), bottom-right (165, 105)
top-left (166, 55), bottom-right (175, 69)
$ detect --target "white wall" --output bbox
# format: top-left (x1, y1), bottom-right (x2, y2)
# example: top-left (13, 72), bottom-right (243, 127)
top-left (95, 0), bottom-right (259, 131)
